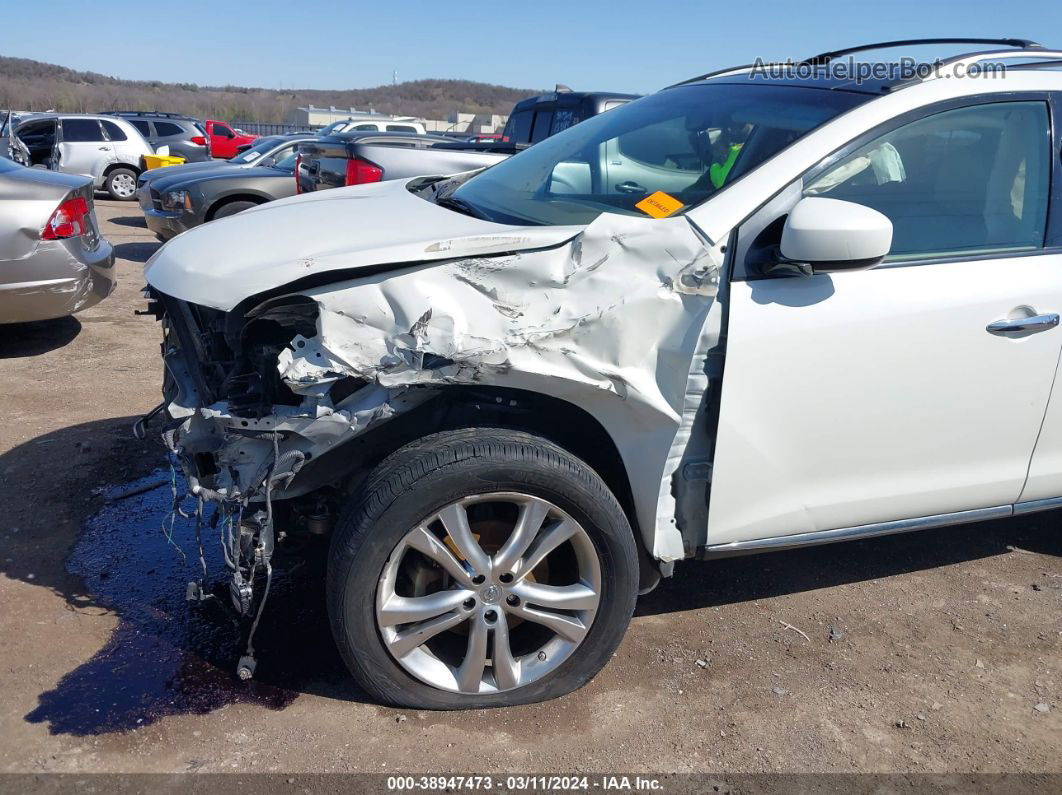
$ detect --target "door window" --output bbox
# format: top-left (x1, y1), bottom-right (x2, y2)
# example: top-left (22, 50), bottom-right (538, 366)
top-left (130, 120), bottom-right (151, 136)
top-left (617, 115), bottom-right (708, 174)
top-left (503, 110), bottom-right (533, 144)
top-left (61, 118), bottom-right (105, 142)
top-left (213, 123), bottom-right (235, 138)
top-left (530, 110), bottom-right (554, 144)
top-left (154, 121), bottom-right (185, 137)
top-left (805, 101), bottom-right (1051, 260)
top-left (353, 123), bottom-right (379, 131)
top-left (101, 120), bottom-right (127, 141)
top-left (386, 124), bottom-right (418, 132)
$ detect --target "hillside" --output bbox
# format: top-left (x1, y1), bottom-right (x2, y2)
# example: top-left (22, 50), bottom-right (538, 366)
top-left (0, 56), bottom-right (538, 122)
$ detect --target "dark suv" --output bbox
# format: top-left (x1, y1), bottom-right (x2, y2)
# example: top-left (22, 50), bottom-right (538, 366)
top-left (102, 112), bottom-right (210, 162)
top-left (501, 87), bottom-right (640, 146)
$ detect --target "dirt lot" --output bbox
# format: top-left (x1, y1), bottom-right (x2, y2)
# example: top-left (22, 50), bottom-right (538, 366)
top-left (0, 199), bottom-right (1059, 776)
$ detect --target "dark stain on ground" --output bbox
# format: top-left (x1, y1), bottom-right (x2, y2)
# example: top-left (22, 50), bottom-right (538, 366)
top-left (24, 470), bottom-right (356, 736)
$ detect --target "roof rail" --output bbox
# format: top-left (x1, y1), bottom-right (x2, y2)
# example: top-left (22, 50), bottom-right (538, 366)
top-left (800, 38), bottom-right (1042, 66)
top-left (101, 110), bottom-right (194, 119)
top-left (888, 47), bottom-right (1062, 90)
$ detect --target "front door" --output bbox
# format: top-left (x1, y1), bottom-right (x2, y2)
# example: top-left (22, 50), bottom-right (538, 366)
top-left (207, 121), bottom-right (237, 158)
top-left (707, 98), bottom-right (1062, 546)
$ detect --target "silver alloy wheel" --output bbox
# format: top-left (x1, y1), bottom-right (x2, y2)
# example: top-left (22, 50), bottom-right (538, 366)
top-left (110, 172), bottom-right (136, 198)
top-left (375, 492), bottom-right (602, 695)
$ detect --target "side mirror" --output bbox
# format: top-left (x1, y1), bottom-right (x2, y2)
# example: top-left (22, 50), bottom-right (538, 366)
top-left (777, 197), bottom-right (893, 274)
top-left (258, 156), bottom-right (276, 168)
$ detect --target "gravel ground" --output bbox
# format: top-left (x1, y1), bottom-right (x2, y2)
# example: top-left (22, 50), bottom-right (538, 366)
top-left (0, 199), bottom-right (1059, 776)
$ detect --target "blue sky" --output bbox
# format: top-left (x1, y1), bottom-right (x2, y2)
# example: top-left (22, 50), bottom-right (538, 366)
top-left (0, 0), bottom-right (1058, 93)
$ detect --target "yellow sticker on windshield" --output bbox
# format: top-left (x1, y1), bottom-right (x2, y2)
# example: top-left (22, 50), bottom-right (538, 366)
top-left (635, 190), bottom-right (683, 218)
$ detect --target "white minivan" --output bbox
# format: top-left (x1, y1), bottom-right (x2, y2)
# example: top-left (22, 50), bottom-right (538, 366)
top-left (144, 39), bottom-right (1062, 708)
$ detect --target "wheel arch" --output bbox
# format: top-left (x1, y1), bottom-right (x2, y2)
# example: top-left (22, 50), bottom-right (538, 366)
top-left (300, 385), bottom-right (663, 591)
top-left (103, 161), bottom-right (141, 178)
top-left (205, 193), bottom-right (267, 221)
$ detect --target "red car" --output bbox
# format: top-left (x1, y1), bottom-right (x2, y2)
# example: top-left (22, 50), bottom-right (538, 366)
top-left (205, 119), bottom-right (258, 159)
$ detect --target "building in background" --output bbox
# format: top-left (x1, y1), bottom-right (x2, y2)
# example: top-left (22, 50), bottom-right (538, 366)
top-left (288, 105), bottom-right (506, 134)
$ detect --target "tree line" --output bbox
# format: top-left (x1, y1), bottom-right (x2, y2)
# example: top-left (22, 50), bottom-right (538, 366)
top-left (0, 56), bottom-right (537, 122)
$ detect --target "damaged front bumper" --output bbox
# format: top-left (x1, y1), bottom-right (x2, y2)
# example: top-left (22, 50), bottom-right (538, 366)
top-left (153, 289), bottom-right (430, 506)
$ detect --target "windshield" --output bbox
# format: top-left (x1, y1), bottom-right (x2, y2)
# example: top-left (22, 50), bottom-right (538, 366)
top-left (451, 83), bottom-right (867, 226)
top-left (229, 137), bottom-right (282, 164)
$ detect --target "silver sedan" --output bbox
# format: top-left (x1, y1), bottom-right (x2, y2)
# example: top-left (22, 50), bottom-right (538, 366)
top-left (0, 158), bottom-right (115, 324)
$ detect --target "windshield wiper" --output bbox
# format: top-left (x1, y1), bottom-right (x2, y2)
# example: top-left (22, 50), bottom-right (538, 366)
top-left (435, 195), bottom-right (488, 220)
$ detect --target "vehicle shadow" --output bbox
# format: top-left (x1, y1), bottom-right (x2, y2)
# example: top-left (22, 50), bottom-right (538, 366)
top-left (108, 215), bottom-right (148, 229)
top-left (5, 417), bottom-right (1059, 735)
top-left (0, 316), bottom-right (81, 358)
top-left (113, 241), bottom-right (162, 263)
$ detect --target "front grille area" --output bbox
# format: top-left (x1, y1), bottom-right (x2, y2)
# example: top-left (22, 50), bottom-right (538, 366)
top-left (153, 289), bottom-right (311, 417)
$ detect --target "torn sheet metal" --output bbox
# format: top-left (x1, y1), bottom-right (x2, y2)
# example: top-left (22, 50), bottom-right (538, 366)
top-left (264, 211), bottom-right (724, 561)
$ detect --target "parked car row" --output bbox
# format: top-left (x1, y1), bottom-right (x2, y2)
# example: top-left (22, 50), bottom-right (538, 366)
top-left (134, 90), bottom-right (635, 238)
top-left (0, 87), bottom-right (625, 324)
top-left (3, 109), bottom-right (258, 201)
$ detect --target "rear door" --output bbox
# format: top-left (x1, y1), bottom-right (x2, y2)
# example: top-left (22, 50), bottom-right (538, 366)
top-left (57, 118), bottom-right (114, 181)
top-left (100, 119), bottom-right (142, 165)
top-left (708, 97), bottom-right (1062, 546)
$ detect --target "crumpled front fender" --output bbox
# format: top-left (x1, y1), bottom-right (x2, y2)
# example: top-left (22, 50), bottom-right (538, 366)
top-left (262, 211), bottom-right (724, 561)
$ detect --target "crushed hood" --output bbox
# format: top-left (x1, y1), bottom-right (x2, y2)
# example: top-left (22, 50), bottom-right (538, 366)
top-left (144, 177), bottom-right (583, 310)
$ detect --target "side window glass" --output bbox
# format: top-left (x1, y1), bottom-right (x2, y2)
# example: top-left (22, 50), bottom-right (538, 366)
top-left (504, 110), bottom-right (533, 144)
top-left (130, 120), bottom-right (151, 136)
top-left (154, 121), bottom-right (184, 137)
top-left (806, 101), bottom-right (1050, 260)
top-left (101, 120), bottom-right (127, 141)
top-left (386, 124), bottom-right (418, 132)
top-left (61, 118), bottom-right (105, 143)
top-left (530, 111), bottom-right (554, 144)
top-left (354, 123), bottom-right (378, 131)
top-left (214, 124), bottom-right (235, 138)
top-left (617, 116), bottom-right (711, 173)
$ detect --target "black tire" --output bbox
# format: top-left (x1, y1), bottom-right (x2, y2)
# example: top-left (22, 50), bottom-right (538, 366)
top-left (105, 167), bottom-right (138, 201)
top-left (327, 428), bottom-right (639, 709)
top-left (211, 200), bottom-right (258, 219)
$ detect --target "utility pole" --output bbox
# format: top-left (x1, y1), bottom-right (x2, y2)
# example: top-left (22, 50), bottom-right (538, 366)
top-left (393, 70), bottom-right (397, 86)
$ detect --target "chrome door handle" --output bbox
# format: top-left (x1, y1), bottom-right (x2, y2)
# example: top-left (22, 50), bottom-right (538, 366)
top-left (615, 181), bottom-right (647, 194)
top-left (986, 313), bottom-right (1060, 335)
top-left (98, 146), bottom-right (111, 151)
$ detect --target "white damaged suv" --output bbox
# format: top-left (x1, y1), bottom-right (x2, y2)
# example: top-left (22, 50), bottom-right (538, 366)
top-left (144, 39), bottom-right (1062, 708)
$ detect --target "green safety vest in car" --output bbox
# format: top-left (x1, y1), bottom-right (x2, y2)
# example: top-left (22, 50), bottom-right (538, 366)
top-left (709, 143), bottom-right (743, 189)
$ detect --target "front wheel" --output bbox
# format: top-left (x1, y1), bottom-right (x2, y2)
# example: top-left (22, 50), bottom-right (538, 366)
top-left (327, 428), bottom-right (639, 709)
